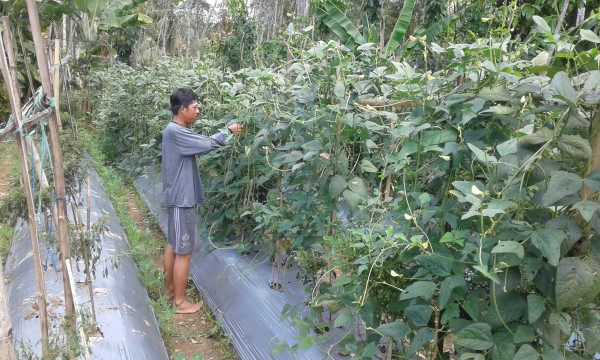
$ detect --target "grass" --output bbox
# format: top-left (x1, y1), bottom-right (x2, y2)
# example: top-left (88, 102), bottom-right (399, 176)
top-left (0, 141), bottom-right (18, 263)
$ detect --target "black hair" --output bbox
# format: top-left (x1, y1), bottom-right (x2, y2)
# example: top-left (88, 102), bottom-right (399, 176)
top-left (170, 88), bottom-right (198, 115)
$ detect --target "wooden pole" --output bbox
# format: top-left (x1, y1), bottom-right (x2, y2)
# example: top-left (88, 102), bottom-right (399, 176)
top-left (23, 1), bottom-right (76, 323)
top-left (53, 39), bottom-right (62, 131)
top-left (0, 255), bottom-right (16, 360)
top-left (0, 18), bottom-right (50, 358)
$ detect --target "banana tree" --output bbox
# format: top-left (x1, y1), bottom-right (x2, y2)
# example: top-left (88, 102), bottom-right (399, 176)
top-left (73, 0), bottom-right (152, 44)
top-left (316, 0), bottom-right (415, 55)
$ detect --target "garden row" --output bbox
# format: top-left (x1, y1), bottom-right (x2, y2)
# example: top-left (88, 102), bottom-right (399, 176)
top-left (88, 16), bottom-right (600, 359)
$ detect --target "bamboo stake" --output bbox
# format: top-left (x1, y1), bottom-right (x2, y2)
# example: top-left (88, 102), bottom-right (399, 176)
top-left (0, 19), bottom-right (50, 358)
top-left (76, 204), bottom-right (96, 323)
top-left (23, 1), bottom-right (76, 325)
top-left (0, 255), bottom-right (16, 360)
top-left (53, 39), bottom-right (62, 131)
top-left (65, 259), bottom-right (90, 360)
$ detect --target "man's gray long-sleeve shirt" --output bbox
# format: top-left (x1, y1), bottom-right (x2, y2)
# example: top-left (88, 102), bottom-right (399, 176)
top-left (162, 121), bottom-right (229, 207)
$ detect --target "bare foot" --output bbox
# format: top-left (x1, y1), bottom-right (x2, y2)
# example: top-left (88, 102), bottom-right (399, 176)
top-left (165, 289), bottom-right (187, 301)
top-left (174, 300), bottom-right (202, 314)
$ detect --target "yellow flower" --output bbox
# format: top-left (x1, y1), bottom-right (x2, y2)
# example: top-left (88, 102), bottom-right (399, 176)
top-left (439, 155), bottom-right (450, 161)
top-left (427, 74), bottom-right (435, 81)
top-left (409, 35), bottom-right (417, 42)
top-left (426, 94), bottom-right (434, 100)
top-left (419, 35), bottom-right (427, 41)
top-left (481, 17), bottom-right (491, 23)
top-left (477, 61), bottom-right (483, 67)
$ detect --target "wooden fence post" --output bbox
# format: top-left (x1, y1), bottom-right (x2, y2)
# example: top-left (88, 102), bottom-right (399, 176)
top-left (23, 1), bottom-right (76, 324)
top-left (0, 255), bottom-right (16, 360)
top-left (0, 19), bottom-right (50, 358)
top-left (53, 39), bottom-right (62, 131)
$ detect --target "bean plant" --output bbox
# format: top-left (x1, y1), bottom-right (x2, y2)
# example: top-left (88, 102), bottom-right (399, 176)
top-left (86, 10), bottom-right (600, 359)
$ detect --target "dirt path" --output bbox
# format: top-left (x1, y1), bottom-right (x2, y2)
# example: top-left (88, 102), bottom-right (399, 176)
top-left (123, 191), bottom-right (239, 360)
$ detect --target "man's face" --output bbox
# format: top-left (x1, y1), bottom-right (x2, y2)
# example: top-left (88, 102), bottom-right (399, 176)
top-left (180, 100), bottom-right (199, 127)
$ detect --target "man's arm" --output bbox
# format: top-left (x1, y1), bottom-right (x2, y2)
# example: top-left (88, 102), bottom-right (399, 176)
top-left (172, 124), bottom-right (243, 156)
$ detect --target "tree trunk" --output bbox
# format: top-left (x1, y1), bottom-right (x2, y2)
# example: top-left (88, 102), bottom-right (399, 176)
top-left (296, 0), bottom-right (309, 17)
top-left (576, 0), bottom-right (586, 27)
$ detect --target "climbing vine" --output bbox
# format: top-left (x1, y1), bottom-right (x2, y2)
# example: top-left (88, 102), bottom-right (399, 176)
top-left (87, 7), bottom-right (600, 358)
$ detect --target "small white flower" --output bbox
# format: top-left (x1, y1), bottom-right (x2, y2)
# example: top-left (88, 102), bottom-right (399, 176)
top-left (471, 185), bottom-right (483, 196)
top-left (439, 155), bottom-right (450, 161)
top-left (404, 213), bottom-right (413, 220)
top-left (390, 270), bottom-right (400, 277)
top-left (521, 96), bottom-right (527, 104)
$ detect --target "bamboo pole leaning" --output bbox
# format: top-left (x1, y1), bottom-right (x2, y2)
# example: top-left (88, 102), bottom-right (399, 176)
top-left (23, 0), bottom-right (76, 325)
top-left (0, 19), bottom-right (50, 358)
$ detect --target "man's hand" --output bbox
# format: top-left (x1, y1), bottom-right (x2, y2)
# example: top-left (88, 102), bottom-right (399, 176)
top-left (228, 124), bottom-right (244, 134)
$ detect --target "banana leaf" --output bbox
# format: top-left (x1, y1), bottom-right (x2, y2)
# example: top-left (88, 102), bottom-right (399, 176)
top-left (383, 0), bottom-right (415, 55)
top-left (323, 1), bottom-right (365, 46)
top-left (316, 7), bottom-right (352, 48)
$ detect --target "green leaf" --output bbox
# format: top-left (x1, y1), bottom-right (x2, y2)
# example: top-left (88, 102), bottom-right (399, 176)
top-left (439, 276), bottom-right (466, 309)
top-left (334, 308), bottom-right (355, 327)
top-left (556, 257), bottom-right (600, 310)
top-left (384, 0), bottom-right (415, 54)
top-left (343, 189), bottom-right (363, 214)
top-left (532, 15), bottom-right (551, 34)
top-left (479, 85), bottom-right (511, 102)
top-left (573, 201), bottom-right (600, 222)
top-left (541, 171), bottom-right (583, 206)
top-left (271, 340), bottom-right (289, 354)
top-left (316, 7), bottom-right (350, 46)
top-left (551, 72), bottom-right (578, 103)
top-left (454, 323), bottom-right (494, 351)
top-left (514, 325), bottom-right (535, 343)
top-left (301, 140), bottom-right (323, 152)
top-left (527, 294), bottom-right (545, 323)
top-left (414, 254), bottom-right (452, 276)
top-left (557, 134), bottom-right (591, 160)
top-left (441, 303), bottom-right (459, 324)
top-left (399, 281), bottom-right (436, 301)
top-left (491, 241), bottom-right (524, 259)
top-left (405, 305), bottom-right (432, 327)
top-left (406, 328), bottom-right (435, 358)
top-left (283, 150), bottom-right (304, 164)
top-left (549, 311), bottom-right (571, 335)
top-left (492, 343), bottom-right (516, 360)
top-left (323, 2), bottom-right (365, 46)
top-left (347, 177), bottom-right (368, 198)
top-left (583, 330), bottom-right (600, 354)
top-left (468, 143), bottom-right (497, 164)
top-left (461, 353), bottom-right (485, 360)
top-left (375, 320), bottom-right (410, 340)
top-left (334, 80), bottom-right (345, 100)
top-left (329, 174), bottom-right (347, 198)
top-left (585, 167), bottom-right (600, 191)
top-left (359, 159), bottom-right (378, 173)
top-left (531, 229), bottom-right (566, 266)
top-left (514, 344), bottom-right (539, 360)
top-left (581, 29), bottom-right (600, 43)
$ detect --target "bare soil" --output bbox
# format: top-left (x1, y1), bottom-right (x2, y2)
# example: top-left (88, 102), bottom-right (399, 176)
top-left (123, 191), bottom-right (239, 360)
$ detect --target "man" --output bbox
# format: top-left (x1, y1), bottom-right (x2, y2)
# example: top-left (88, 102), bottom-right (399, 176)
top-left (162, 88), bottom-right (242, 313)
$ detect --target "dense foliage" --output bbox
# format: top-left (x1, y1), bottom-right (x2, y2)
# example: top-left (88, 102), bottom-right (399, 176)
top-left (85, 6), bottom-right (600, 360)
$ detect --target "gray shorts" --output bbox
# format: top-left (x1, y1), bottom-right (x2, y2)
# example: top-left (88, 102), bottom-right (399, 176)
top-left (167, 206), bottom-right (198, 255)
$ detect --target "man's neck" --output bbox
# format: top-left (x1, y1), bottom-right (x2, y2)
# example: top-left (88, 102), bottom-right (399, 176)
top-left (172, 116), bottom-right (188, 128)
